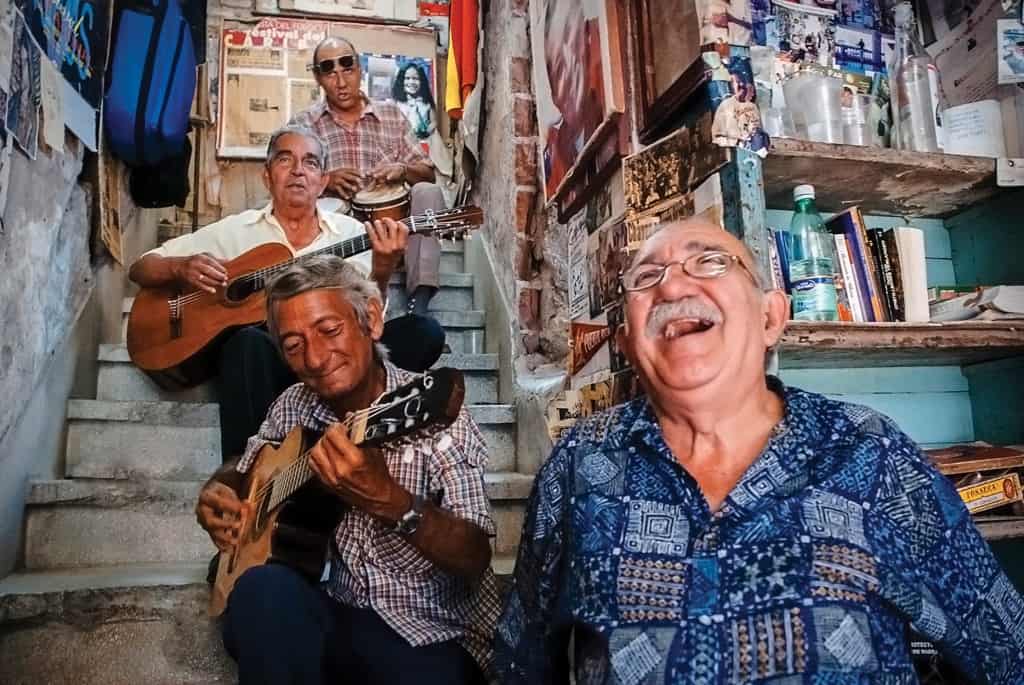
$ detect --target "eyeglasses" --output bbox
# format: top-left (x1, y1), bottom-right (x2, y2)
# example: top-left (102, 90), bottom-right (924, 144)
top-left (621, 250), bottom-right (759, 292)
top-left (311, 54), bottom-right (356, 75)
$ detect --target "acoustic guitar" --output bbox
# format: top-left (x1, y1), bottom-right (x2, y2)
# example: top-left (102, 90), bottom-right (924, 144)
top-left (127, 206), bottom-right (483, 390)
top-left (209, 366), bottom-right (465, 617)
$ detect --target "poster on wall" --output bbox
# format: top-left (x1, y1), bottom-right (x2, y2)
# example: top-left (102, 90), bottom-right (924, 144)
top-left (5, 10), bottom-right (40, 160)
top-left (586, 217), bottom-right (627, 318)
top-left (16, 0), bottom-right (107, 150)
top-left (277, 0), bottom-right (417, 21)
top-left (530, 0), bottom-right (625, 206)
top-left (567, 208), bottom-right (591, 320)
top-left (218, 18), bottom-right (436, 158)
top-left (998, 19), bottom-right (1024, 84)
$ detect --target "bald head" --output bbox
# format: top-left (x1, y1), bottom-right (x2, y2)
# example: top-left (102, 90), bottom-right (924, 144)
top-left (313, 36), bottom-right (357, 64)
top-left (630, 218), bottom-right (764, 291)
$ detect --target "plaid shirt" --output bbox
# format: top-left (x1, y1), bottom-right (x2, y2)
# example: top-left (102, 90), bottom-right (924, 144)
top-left (238, 360), bottom-right (500, 673)
top-left (290, 96), bottom-right (432, 176)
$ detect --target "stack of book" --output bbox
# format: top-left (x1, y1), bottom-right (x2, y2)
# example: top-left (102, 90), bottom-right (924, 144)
top-left (929, 286), bottom-right (1024, 322)
top-left (768, 207), bottom-right (930, 322)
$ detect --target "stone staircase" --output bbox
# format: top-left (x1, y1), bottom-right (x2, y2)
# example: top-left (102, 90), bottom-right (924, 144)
top-left (0, 241), bottom-right (532, 684)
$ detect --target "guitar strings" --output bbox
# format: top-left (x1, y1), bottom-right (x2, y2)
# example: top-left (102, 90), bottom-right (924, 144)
top-left (249, 397), bottom-right (409, 508)
top-left (169, 210), bottom-right (478, 310)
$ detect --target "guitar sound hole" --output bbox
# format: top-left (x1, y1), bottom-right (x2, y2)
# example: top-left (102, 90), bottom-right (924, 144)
top-left (226, 276), bottom-right (261, 304)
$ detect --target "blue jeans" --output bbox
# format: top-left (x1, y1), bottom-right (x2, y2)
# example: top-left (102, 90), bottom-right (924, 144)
top-left (222, 564), bottom-right (485, 684)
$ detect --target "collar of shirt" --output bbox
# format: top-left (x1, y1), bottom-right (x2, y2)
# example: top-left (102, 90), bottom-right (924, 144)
top-left (313, 94), bottom-right (380, 128)
top-left (246, 203), bottom-right (332, 250)
top-left (619, 376), bottom-right (852, 521)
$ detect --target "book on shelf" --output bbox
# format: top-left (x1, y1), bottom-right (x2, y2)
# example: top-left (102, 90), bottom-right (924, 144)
top-left (930, 285), bottom-right (1024, 322)
top-left (767, 228), bottom-right (788, 292)
top-left (832, 233), bottom-right (864, 321)
top-left (872, 228), bottom-right (903, 321)
top-left (772, 228), bottom-right (792, 293)
top-left (826, 208), bottom-right (887, 321)
top-left (890, 226), bottom-right (929, 322)
top-left (865, 229), bottom-right (896, 321)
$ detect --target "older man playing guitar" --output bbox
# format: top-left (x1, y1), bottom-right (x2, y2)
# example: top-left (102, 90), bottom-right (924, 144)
top-left (196, 255), bottom-right (497, 684)
top-left (128, 124), bottom-right (446, 461)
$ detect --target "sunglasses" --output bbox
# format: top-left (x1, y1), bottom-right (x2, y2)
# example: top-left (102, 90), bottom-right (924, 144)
top-left (310, 54), bottom-right (356, 75)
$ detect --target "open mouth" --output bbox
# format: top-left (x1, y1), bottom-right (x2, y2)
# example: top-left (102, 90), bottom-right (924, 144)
top-left (663, 318), bottom-right (715, 339)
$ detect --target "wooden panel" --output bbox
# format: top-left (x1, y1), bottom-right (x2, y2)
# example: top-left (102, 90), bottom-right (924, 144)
top-left (779, 321), bottom-right (1024, 369)
top-left (720, 149), bottom-right (771, 288)
top-left (762, 139), bottom-right (1002, 218)
top-left (964, 358), bottom-right (1024, 445)
top-left (947, 189), bottom-right (1024, 287)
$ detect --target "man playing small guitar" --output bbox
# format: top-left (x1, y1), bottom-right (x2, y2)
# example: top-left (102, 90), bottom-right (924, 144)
top-left (128, 124), bottom-right (446, 460)
top-left (196, 256), bottom-right (498, 684)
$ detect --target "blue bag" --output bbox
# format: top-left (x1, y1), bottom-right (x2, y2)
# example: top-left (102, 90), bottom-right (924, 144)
top-left (104, 0), bottom-right (196, 166)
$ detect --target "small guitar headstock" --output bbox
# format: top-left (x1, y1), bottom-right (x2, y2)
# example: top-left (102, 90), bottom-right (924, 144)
top-left (411, 205), bottom-right (484, 243)
top-left (347, 368), bottom-right (466, 447)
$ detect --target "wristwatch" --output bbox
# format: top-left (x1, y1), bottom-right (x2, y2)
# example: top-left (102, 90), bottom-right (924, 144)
top-left (394, 494), bottom-right (427, 535)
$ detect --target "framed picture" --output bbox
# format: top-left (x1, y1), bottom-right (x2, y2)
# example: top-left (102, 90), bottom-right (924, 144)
top-left (628, 0), bottom-right (709, 142)
top-left (531, 0), bottom-right (626, 209)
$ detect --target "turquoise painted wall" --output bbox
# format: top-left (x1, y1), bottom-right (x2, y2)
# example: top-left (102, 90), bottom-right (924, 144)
top-left (766, 209), bottom-right (971, 448)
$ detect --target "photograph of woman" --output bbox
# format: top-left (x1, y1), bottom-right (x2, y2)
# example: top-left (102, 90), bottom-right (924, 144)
top-left (392, 61), bottom-right (436, 141)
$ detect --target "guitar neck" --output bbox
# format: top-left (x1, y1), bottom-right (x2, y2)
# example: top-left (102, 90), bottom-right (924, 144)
top-left (264, 412), bottom-right (373, 512)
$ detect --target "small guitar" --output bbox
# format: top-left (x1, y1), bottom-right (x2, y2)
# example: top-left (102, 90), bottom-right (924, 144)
top-left (209, 367), bottom-right (465, 617)
top-left (127, 205), bottom-right (483, 389)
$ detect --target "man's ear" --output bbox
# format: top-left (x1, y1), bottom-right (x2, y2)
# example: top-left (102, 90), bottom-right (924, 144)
top-left (762, 289), bottom-right (790, 348)
top-left (367, 297), bottom-right (385, 342)
top-left (261, 163), bottom-right (271, 192)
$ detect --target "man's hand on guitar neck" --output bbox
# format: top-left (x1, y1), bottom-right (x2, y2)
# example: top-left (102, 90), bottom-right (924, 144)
top-left (308, 423), bottom-right (410, 523)
top-left (308, 424), bottom-right (492, 580)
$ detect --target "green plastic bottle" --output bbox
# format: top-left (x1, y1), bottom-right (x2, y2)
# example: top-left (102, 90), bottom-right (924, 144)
top-left (788, 185), bottom-right (838, 321)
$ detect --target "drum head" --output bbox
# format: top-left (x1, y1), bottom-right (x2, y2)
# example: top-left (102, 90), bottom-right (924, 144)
top-left (353, 184), bottom-right (409, 206)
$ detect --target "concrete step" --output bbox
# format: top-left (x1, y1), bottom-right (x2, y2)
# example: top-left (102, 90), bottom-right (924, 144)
top-left (24, 480), bottom-right (210, 570)
top-left (485, 472), bottom-right (533, 558)
top-left (0, 554), bottom-right (516, 685)
top-left (98, 344), bottom-right (499, 404)
top-left (0, 563), bottom-right (234, 684)
top-left (24, 473), bottom-right (533, 570)
top-left (66, 399), bottom-right (221, 481)
top-left (65, 399), bottom-right (515, 479)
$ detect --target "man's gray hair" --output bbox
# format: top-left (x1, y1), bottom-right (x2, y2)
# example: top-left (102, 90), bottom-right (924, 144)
top-left (265, 124), bottom-right (328, 172)
top-left (266, 255), bottom-right (389, 360)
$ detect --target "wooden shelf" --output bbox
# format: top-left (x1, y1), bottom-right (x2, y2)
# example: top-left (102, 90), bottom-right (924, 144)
top-left (763, 139), bottom-right (1000, 218)
top-left (779, 321), bottom-right (1024, 368)
top-left (976, 516), bottom-right (1024, 541)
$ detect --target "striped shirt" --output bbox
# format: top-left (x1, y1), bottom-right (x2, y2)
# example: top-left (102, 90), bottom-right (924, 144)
top-left (238, 360), bottom-right (500, 674)
top-left (290, 96), bottom-right (432, 176)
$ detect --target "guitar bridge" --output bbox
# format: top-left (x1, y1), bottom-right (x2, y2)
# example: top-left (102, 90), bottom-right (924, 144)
top-left (169, 297), bottom-right (182, 340)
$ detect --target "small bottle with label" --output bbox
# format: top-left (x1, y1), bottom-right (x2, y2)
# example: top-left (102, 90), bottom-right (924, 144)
top-left (788, 185), bottom-right (838, 321)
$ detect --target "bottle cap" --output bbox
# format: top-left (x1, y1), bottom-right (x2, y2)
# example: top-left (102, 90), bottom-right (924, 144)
top-left (793, 184), bottom-right (816, 201)
top-left (894, 1), bottom-right (913, 27)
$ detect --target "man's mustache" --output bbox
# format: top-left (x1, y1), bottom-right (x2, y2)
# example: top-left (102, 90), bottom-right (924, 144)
top-left (645, 297), bottom-right (723, 338)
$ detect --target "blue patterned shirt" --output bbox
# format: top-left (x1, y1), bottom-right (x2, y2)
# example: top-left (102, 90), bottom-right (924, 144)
top-left (495, 378), bottom-right (1024, 684)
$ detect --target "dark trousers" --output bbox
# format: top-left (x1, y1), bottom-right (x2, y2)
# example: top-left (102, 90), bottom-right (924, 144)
top-left (215, 314), bottom-right (445, 458)
top-left (222, 564), bottom-right (485, 685)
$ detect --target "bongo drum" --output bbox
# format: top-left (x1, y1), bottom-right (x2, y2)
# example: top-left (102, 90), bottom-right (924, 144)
top-left (351, 185), bottom-right (410, 223)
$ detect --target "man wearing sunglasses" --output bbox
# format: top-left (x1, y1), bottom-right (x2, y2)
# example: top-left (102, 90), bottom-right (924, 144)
top-left (291, 37), bottom-right (444, 317)
top-left (494, 217), bottom-right (1024, 683)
